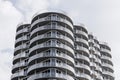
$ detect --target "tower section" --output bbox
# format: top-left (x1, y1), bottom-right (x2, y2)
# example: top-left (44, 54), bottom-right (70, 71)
top-left (11, 23), bottom-right (30, 80)
top-left (100, 42), bottom-right (114, 80)
top-left (27, 12), bottom-right (75, 80)
top-left (88, 34), bottom-right (103, 80)
top-left (74, 25), bottom-right (91, 80)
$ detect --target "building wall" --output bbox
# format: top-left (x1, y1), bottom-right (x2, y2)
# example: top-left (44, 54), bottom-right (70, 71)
top-left (11, 11), bottom-right (114, 80)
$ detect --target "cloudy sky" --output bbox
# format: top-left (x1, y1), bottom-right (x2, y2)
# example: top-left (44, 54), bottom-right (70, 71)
top-left (0, 0), bottom-right (119, 80)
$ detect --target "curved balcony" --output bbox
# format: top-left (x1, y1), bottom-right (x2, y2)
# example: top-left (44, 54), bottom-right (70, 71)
top-left (75, 38), bottom-right (88, 46)
top-left (16, 28), bottom-right (28, 36)
top-left (75, 72), bottom-right (91, 80)
top-left (101, 48), bottom-right (111, 54)
top-left (29, 43), bottom-right (74, 56)
top-left (101, 56), bottom-right (111, 61)
top-left (27, 62), bottom-right (75, 75)
top-left (102, 71), bottom-right (114, 77)
top-left (14, 44), bottom-right (27, 52)
top-left (32, 10), bottom-right (72, 21)
top-left (100, 42), bottom-right (111, 50)
top-left (75, 63), bottom-right (90, 71)
top-left (15, 36), bottom-right (28, 44)
top-left (103, 78), bottom-right (114, 80)
top-left (13, 52), bottom-right (26, 61)
top-left (11, 70), bottom-right (25, 80)
top-left (27, 72), bottom-right (74, 80)
top-left (12, 61), bottom-right (27, 70)
top-left (31, 16), bottom-right (73, 30)
top-left (30, 34), bottom-right (74, 46)
top-left (28, 52), bottom-right (74, 65)
top-left (76, 46), bottom-right (89, 54)
top-left (75, 30), bottom-right (88, 38)
top-left (102, 63), bottom-right (113, 70)
top-left (31, 25), bottom-right (73, 38)
top-left (75, 54), bottom-right (90, 62)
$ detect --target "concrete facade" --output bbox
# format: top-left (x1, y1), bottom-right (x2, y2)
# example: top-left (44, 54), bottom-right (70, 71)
top-left (11, 11), bottom-right (114, 80)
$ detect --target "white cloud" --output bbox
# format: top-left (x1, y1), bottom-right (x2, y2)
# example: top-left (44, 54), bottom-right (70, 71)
top-left (0, 0), bottom-right (22, 50)
top-left (0, 49), bottom-right (13, 80)
top-left (11, 0), bottom-right (50, 22)
top-left (10, 0), bottom-right (61, 22)
top-left (0, 1), bottom-right (22, 79)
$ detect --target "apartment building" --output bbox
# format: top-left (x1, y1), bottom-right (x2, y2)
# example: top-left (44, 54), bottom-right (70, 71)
top-left (11, 11), bottom-right (114, 80)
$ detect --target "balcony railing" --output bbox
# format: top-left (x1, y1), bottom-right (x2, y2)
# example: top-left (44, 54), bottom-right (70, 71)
top-left (29, 42), bottom-right (74, 56)
top-left (30, 33), bottom-right (74, 46)
top-left (31, 16), bottom-right (73, 29)
top-left (28, 51), bottom-right (74, 64)
top-left (27, 62), bottom-right (75, 75)
top-left (27, 72), bottom-right (74, 80)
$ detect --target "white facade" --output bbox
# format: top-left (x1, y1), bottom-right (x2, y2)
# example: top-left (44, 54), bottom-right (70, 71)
top-left (11, 11), bottom-right (114, 80)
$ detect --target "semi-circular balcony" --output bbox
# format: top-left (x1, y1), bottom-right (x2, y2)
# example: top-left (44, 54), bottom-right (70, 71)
top-left (101, 56), bottom-right (112, 62)
top-left (29, 43), bottom-right (74, 56)
top-left (76, 46), bottom-right (89, 54)
top-left (75, 63), bottom-right (90, 72)
top-left (102, 63), bottom-right (113, 70)
top-left (15, 36), bottom-right (28, 44)
top-left (100, 42), bottom-right (111, 51)
top-left (13, 52), bottom-right (26, 62)
top-left (74, 54), bottom-right (90, 63)
top-left (27, 62), bottom-right (75, 75)
top-left (11, 70), bottom-right (25, 80)
top-left (31, 16), bottom-right (73, 30)
top-left (101, 48), bottom-right (111, 54)
top-left (30, 34), bottom-right (74, 46)
top-left (28, 51), bottom-right (74, 65)
top-left (75, 72), bottom-right (91, 80)
top-left (14, 44), bottom-right (27, 52)
top-left (75, 30), bottom-right (88, 38)
top-left (32, 10), bottom-right (73, 22)
top-left (102, 71), bottom-right (114, 78)
top-left (75, 38), bottom-right (88, 46)
top-left (31, 25), bottom-right (73, 38)
top-left (27, 72), bottom-right (74, 80)
top-left (12, 61), bottom-right (27, 72)
top-left (16, 28), bottom-right (28, 36)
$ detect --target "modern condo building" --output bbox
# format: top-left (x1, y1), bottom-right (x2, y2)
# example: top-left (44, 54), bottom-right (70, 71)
top-left (11, 11), bottom-right (114, 80)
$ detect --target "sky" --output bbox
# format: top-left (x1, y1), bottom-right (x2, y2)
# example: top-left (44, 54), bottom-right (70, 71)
top-left (0, 0), bottom-right (119, 80)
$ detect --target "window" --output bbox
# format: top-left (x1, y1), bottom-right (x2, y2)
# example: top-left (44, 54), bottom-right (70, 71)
top-left (46, 40), bottom-right (51, 46)
top-left (56, 70), bottom-right (61, 74)
top-left (51, 22), bottom-right (57, 28)
top-left (75, 61), bottom-right (78, 65)
top-left (45, 50), bottom-right (51, 56)
top-left (56, 59), bottom-right (61, 64)
top-left (57, 50), bottom-right (61, 55)
top-left (46, 31), bottom-right (51, 37)
top-left (56, 41), bottom-right (61, 45)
